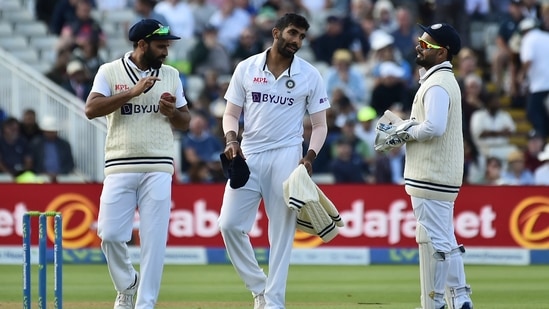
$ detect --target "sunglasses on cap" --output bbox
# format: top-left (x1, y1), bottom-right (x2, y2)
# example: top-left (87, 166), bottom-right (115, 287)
top-left (145, 26), bottom-right (170, 38)
top-left (417, 37), bottom-right (445, 50)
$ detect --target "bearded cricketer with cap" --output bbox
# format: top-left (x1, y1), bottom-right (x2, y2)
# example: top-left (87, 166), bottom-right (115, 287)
top-left (374, 23), bottom-right (473, 309)
top-left (85, 19), bottom-right (191, 309)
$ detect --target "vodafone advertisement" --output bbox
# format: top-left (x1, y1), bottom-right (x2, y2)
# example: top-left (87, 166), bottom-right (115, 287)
top-left (1, 183), bottom-right (548, 251)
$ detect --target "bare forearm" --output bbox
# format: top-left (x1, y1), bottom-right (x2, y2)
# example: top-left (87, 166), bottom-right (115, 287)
top-left (85, 91), bottom-right (136, 119)
top-left (308, 111), bottom-right (328, 155)
top-left (168, 106), bottom-right (191, 131)
top-left (224, 130), bottom-right (238, 143)
top-left (222, 102), bottom-right (242, 138)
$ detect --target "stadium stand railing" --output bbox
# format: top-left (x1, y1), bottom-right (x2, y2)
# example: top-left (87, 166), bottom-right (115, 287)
top-left (0, 2), bottom-right (190, 183)
top-left (0, 48), bottom-right (107, 182)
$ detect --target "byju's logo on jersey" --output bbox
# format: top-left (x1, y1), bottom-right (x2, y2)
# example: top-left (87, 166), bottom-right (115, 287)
top-left (121, 104), bottom-right (133, 115)
top-left (121, 103), bottom-right (160, 115)
top-left (251, 92), bottom-right (294, 106)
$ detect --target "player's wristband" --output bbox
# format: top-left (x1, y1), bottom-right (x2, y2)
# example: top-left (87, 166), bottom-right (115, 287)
top-left (226, 140), bottom-right (239, 146)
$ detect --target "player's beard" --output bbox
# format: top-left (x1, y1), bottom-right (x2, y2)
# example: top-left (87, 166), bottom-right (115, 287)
top-left (275, 35), bottom-right (298, 59)
top-left (415, 51), bottom-right (434, 69)
top-left (143, 46), bottom-right (164, 70)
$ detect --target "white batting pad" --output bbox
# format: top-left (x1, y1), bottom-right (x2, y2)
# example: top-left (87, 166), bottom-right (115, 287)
top-left (417, 223), bottom-right (447, 309)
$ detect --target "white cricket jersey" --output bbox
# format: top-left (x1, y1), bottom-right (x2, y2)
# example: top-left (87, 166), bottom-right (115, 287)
top-left (91, 52), bottom-right (185, 107)
top-left (224, 49), bottom-right (330, 154)
top-left (90, 52), bottom-right (187, 175)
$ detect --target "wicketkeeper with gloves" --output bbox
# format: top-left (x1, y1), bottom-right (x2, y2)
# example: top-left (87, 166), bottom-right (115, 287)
top-left (375, 23), bottom-right (474, 309)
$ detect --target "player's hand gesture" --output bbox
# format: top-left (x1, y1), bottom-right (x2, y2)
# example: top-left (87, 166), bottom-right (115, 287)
top-left (131, 76), bottom-right (160, 97)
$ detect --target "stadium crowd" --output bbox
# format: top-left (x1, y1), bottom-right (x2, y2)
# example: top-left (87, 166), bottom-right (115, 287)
top-left (1, 0), bottom-right (549, 185)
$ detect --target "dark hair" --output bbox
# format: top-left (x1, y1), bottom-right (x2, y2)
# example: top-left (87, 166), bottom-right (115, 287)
top-left (137, 0), bottom-right (158, 7)
top-left (274, 13), bottom-right (310, 32)
top-left (483, 91), bottom-right (501, 108)
top-left (2, 117), bottom-right (19, 130)
top-left (23, 108), bottom-right (36, 116)
top-left (486, 156), bottom-right (502, 168)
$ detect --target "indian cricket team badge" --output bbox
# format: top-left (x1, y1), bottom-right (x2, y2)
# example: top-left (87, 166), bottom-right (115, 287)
top-left (285, 79), bottom-right (295, 89)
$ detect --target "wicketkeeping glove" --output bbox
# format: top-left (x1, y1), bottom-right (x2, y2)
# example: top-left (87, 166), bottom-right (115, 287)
top-left (393, 119), bottom-right (418, 142)
top-left (375, 122), bottom-right (398, 152)
top-left (375, 119), bottom-right (418, 152)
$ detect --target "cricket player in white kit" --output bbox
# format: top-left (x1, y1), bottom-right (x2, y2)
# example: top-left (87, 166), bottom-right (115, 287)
top-left (375, 23), bottom-right (473, 309)
top-left (218, 13), bottom-right (330, 309)
top-left (85, 19), bottom-right (191, 309)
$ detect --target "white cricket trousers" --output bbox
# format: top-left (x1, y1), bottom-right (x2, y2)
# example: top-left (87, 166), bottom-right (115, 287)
top-left (97, 172), bottom-right (172, 309)
top-left (411, 197), bottom-right (468, 294)
top-left (218, 146), bottom-right (301, 309)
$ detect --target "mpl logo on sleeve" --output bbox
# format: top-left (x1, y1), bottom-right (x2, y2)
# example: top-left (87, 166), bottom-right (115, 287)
top-left (509, 196), bottom-right (549, 249)
top-left (115, 84), bottom-right (130, 91)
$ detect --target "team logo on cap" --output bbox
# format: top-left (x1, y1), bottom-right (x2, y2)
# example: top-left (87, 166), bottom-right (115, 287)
top-left (431, 24), bottom-right (443, 29)
top-left (286, 79), bottom-right (295, 89)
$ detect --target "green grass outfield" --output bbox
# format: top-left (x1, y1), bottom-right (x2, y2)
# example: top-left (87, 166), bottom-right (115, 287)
top-left (1, 264), bottom-right (548, 308)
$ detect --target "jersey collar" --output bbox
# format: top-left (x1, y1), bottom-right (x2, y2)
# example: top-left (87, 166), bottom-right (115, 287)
top-left (257, 48), bottom-right (302, 77)
top-left (418, 61), bottom-right (453, 84)
top-left (122, 52), bottom-right (159, 93)
top-left (124, 51), bottom-right (157, 75)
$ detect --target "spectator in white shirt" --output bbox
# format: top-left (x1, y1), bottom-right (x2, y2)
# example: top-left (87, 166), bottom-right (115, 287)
top-left (519, 17), bottom-right (549, 139)
top-left (324, 49), bottom-right (368, 105)
top-left (470, 92), bottom-right (517, 162)
top-left (154, 0), bottom-right (195, 39)
top-left (208, 0), bottom-right (252, 54)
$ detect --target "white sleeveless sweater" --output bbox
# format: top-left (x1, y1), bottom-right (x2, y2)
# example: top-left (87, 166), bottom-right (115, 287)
top-left (404, 66), bottom-right (464, 201)
top-left (101, 58), bottom-right (181, 175)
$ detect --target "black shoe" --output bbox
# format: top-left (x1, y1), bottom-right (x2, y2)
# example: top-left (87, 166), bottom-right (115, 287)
top-left (460, 302), bottom-right (472, 309)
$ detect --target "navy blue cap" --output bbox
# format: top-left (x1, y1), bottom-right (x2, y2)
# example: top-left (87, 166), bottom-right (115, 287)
top-left (220, 153), bottom-right (250, 189)
top-left (128, 19), bottom-right (180, 42)
top-left (418, 23), bottom-right (461, 55)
